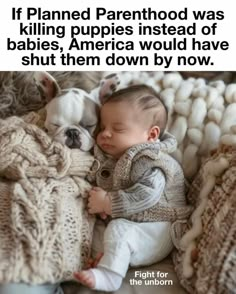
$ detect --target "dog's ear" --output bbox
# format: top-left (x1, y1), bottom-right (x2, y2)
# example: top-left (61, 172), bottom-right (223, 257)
top-left (34, 71), bottom-right (61, 102)
top-left (89, 73), bottom-right (120, 105)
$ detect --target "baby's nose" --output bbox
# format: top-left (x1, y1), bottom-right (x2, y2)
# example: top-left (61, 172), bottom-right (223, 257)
top-left (101, 129), bottom-right (112, 138)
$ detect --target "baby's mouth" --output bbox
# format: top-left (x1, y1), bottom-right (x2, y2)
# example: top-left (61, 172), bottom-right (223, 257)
top-left (101, 143), bottom-right (113, 149)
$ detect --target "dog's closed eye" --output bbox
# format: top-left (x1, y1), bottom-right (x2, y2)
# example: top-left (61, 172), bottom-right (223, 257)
top-left (46, 123), bottom-right (61, 133)
top-left (85, 124), bottom-right (97, 134)
top-left (86, 124), bottom-right (96, 128)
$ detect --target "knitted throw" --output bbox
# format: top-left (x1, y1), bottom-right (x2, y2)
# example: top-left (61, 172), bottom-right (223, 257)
top-left (172, 145), bottom-right (236, 294)
top-left (0, 115), bottom-right (95, 284)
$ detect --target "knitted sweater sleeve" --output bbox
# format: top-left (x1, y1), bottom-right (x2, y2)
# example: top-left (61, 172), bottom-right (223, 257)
top-left (110, 168), bottom-right (166, 218)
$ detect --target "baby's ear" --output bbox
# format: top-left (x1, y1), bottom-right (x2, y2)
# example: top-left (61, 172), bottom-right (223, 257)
top-left (34, 71), bottom-right (61, 102)
top-left (98, 73), bottom-right (120, 104)
top-left (148, 126), bottom-right (160, 142)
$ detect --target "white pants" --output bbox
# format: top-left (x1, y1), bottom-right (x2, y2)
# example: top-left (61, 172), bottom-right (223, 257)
top-left (92, 219), bottom-right (173, 277)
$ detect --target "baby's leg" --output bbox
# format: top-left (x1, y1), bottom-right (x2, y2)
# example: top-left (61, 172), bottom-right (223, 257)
top-left (74, 219), bottom-right (173, 292)
top-left (74, 219), bottom-right (133, 291)
top-left (129, 221), bottom-right (173, 267)
top-left (0, 283), bottom-right (63, 294)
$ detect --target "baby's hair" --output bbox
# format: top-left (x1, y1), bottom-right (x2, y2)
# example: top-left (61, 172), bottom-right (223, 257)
top-left (103, 84), bottom-right (168, 138)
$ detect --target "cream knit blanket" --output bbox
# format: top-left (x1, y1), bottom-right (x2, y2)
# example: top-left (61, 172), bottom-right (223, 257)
top-left (0, 115), bottom-right (95, 284)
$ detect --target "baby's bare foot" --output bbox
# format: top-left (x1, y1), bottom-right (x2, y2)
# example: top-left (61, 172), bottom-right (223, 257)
top-left (74, 270), bottom-right (95, 288)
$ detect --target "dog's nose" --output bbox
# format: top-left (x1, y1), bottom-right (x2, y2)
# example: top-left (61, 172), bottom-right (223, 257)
top-left (65, 128), bottom-right (80, 139)
top-left (65, 128), bottom-right (81, 149)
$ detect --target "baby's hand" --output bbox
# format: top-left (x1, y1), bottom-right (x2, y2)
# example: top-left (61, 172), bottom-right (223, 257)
top-left (88, 187), bottom-right (111, 215)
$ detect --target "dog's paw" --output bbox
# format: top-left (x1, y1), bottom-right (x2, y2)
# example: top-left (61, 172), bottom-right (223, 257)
top-left (99, 73), bottom-right (120, 103)
top-left (102, 73), bottom-right (120, 92)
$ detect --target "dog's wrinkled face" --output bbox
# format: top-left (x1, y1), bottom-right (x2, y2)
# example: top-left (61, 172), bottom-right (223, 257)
top-left (34, 72), bottom-right (120, 151)
top-left (44, 88), bottom-right (98, 150)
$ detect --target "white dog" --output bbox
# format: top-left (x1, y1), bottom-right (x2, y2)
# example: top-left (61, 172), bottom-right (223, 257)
top-left (34, 72), bottom-right (120, 151)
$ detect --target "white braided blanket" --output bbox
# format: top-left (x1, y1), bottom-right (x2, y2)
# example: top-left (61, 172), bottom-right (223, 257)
top-left (0, 115), bottom-right (95, 284)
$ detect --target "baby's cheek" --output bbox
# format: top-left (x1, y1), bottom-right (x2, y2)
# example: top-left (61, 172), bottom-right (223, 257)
top-left (96, 134), bottom-right (102, 144)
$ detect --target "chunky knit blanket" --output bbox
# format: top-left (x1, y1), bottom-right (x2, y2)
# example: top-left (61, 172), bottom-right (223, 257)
top-left (172, 145), bottom-right (236, 294)
top-left (0, 114), bottom-right (95, 284)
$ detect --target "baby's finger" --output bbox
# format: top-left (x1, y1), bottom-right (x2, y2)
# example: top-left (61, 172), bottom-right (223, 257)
top-left (92, 186), bottom-right (100, 191)
top-left (89, 190), bottom-right (98, 198)
top-left (88, 190), bottom-right (95, 196)
top-left (93, 252), bottom-right (104, 267)
top-left (85, 258), bottom-right (94, 269)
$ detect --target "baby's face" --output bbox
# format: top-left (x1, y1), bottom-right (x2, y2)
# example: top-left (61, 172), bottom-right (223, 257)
top-left (97, 101), bottom-right (150, 158)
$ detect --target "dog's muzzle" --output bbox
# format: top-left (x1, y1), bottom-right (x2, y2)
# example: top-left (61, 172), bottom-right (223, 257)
top-left (51, 125), bottom-right (95, 151)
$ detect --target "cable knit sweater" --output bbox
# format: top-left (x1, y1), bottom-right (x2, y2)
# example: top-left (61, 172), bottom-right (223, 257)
top-left (93, 132), bottom-right (192, 222)
top-left (0, 115), bottom-right (95, 284)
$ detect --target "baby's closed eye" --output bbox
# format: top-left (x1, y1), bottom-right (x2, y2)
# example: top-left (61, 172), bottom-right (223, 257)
top-left (113, 127), bottom-right (126, 132)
